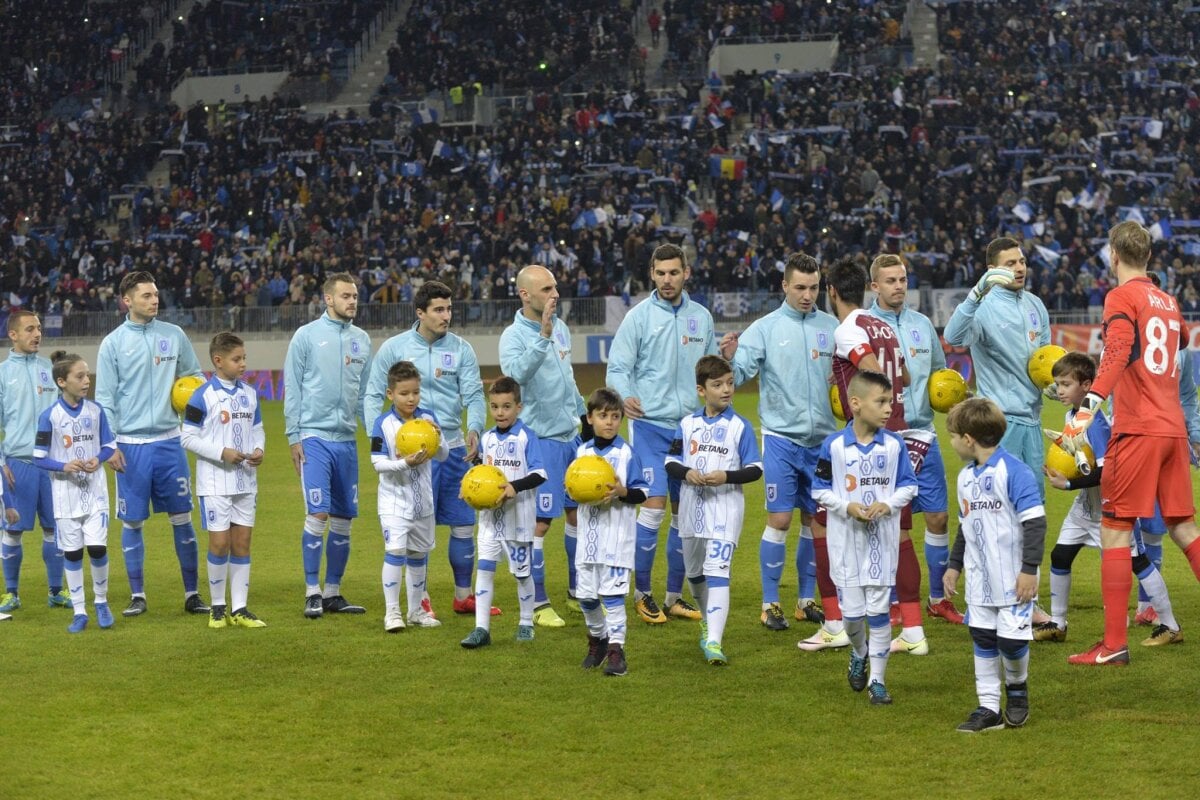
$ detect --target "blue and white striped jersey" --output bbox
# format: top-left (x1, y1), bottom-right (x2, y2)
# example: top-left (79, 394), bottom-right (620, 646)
top-left (575, 436), bottom-right (647, 569)
top-left (180, 376), bottom-right (265, 497)
top-left (478, 419), bottom-right (546, 544)
top-left (666, 406), bottom-right (762, 543)
top-left (370, 406), bottom-right (448, 519)
top-left (813, 426), bottom-right (919, 588)
top-left (955, 448), bottom-right (1046, 607)
top-left (33, 398), bottom-right (116, 519)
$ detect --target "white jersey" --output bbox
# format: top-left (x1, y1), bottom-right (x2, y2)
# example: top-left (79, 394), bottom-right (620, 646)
top-left (478, 420), bottom-right (545, 544)
top-left (33, 398), bottom-right (116, 520)
top-left (180, 376), bottom-right (265, 497)
top-left (813, 426), bottom-right (918, 588)
top-left (666, 406), bottom-right (762, 543)
top-left (575, 436), bottom-right (648, 569)
top-left (955, 448), bottom-right (1045, 607)
top-left (370, 406), bottom-right (448, 519)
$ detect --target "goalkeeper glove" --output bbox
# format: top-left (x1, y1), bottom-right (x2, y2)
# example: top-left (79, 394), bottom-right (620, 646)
top-left (1059, 392), bottom-right (1103, 454)
top-left (971, 267), bottom-right (1016, 302)
top-left (1043, 383), bottom-right (1060, 401)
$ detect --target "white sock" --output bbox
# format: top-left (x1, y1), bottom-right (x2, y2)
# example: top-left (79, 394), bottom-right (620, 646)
top-left (869, 621), bottom-right (891, 686)
top-left (382, 557), bottom-right (403, 613)
top-left (323, 583), bottom-right (340, 600)
top-left (706, 585), bottom-right (730, 645)
top-left (1001, 649), bottom-right (1029, 686)
top-left (230, 558), bottom-right (250, 611)
top-left (665, 590), bottom-right (681, 607)
top-left (66, 563), bottom-right (86, 615)
top-left (824, 618), bottom-right (845, 635)
top-left (603, 597), bottom-right (628, 645)
top-left (1138, 569), bottom-right (1179, 631)
top-left (91, 557), bottom-right (108, 606)
top-left (901, 624), bottom-right (925, 643)
top-left (474, 567), bottom-right (495, 630)
top-left (582, 602), bottom-right (606, 638)
top-left (1049, 569), bottom-right (1071, 625)
top-left (516, 575), bottom-right (536, 625)
top-left (974, 654), bottom-right (1002, 714)
top-left (406, 558), bottom-right (427, 617)
top-left (844, 617), bottom-right (867, 658)
top-left (208, 555), bottom-right (228, 607)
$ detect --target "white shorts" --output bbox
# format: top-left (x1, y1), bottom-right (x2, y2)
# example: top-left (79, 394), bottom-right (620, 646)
top-left (381, 514), bottom-right (435, 554)
top-left (1055, 502), bottom-right (1101, 548)
top-left (964, 602), bottom-right (1035, 641)
top-left (701, 537), bottom-right (736, 580)
top-left (57, 509), bottom-right (109, 551)
top-left (199, 494), bottom-right (257, 532)
top-left (478, 532), bottom-right (533, 578)
top-left (576, 564), bottom-right (632, 599)
top-left (836, 585), bottom-right (891, 619)
top-left (683, 537), bottom-right (706, 579)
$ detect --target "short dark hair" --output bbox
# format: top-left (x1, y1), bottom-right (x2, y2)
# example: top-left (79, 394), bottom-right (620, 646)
top-left (826, 257), bottom-right (867, 308)
top-left (1051, 351), bottom-right (1096, 384)
top-left (848, 369), bottom-right (891, 399)
top-left (650, 243), bottom-right (687, 269)
top-left (695, 354), bottom-right (733, 386)
top-left (586, 387), bottom-right (623, 415)
top-left (946, 397), bottom-right (1007, 447)
top-left (119, 271), bottom-right (156, 299)
top-left (49, 350), bottom-right (85, 385)
top-left (387, 360), bottom-right (421, 388)
top-left (209, 331), bottom-right (244, 360)
top-left (414, 280), bottom-right (453, 312)
top-left (985, 237), bottom-right (1022, 267)
top-left (783, 252), bottom-right (819, 282)
top-left (489, 375), bottom-right (521, 402)
top-left (322, 271), bottom-right (357, 296)
top-left (6, 309), bottom-right (38, 334)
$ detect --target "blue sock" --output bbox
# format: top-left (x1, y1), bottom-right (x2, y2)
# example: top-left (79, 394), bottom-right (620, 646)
top-left (448, 535), bottom-right (474, 590)
top-left (666, 525), bottom-right (684, 595)
top-left (760, 537), bottom-right (785, 604)
top-left (635, 521), bottom-right (658, 594)
top-left (43, 535), bottom-right (64, 593)
top-left (564, 529), bottom-right (577, 594)
top-left (797, 534), bottom-right (816, 600)
top-left (890, 586), bottom-right (898, 605)
top-left (532, 538), bottom-right (548, 604)
top-left (925, 540), bottom-right (950, 601)
top-left (172, 521), bottom-right (199, 593)
top-left (302, 531), bottom-right (324, 587)
top-left (122, 526), bottom-right (145, 595)
top-left (2, 536), bottom-right (22, 593)
top-left (325, 534), bottom-right (350, 586)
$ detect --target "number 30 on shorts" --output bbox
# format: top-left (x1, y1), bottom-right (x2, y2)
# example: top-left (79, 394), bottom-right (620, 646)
top-left (707, 540), bottom-right (733, 561)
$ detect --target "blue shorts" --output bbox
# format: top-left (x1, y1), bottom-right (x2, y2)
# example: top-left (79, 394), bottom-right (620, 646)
top-left (912, 434), bottom-right (949, 514)
top-left (432, 445), bottom-right (475, 527)
top-left (1138, 503), bottom-right (1166, 536)
top-left (299, 438), bottom-right (359, 519)
top-left (116, 439), bottom-right (194, 521)
top-left (4, 459), bottom-right (55, 532)
top-left (629, 419), bottom-right (680, 503)
top-left (762, 435), bottom-right (820, 515)
top-left (536, 437), bottom-right (581, 520)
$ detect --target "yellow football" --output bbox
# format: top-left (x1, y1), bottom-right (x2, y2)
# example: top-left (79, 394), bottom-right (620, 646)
top-left (171, 375), bottom-right (206, 414)
top-left (461, 464), bottom-right (508, 510)
top-left (395, 417), bottom-right (440, 457)
top-left (565, 454), bottom-right (618, 504)
top-left (830, 384), bottom-right (846, 422)
top-left (1028, 344), bottom-right (1067, 390)
top-left (928, 368), bottom-right (968, 414)
top-left (1045, 442), bottom-right (1095, 481)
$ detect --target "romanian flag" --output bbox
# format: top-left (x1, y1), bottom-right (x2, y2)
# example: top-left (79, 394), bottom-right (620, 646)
top-left (709, 156), bottom-right (746, 180)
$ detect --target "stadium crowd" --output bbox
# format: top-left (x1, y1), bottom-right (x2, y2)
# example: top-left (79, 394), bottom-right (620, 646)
top-left (1, 0), bottom-right (1200, 328)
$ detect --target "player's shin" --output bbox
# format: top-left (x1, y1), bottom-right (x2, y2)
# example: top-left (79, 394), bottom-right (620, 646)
top-left (323, 517), bottom-right (352, 592)
top-left (706, 577), bottom-right (730, 645)
top-left (43, 531), bottom-right (64, 595)
top-left (448, 527), bottom-right (475, 600)
top-left (563, 523), bottom-right (578, 594)
top-left (1, 533), bottom-right (22, 593)
top-left (797, 526), bottom-right (816, 603)
top-left (923, 531), bottom-right (949, 602)
top-left (473, 560), bottom-right (496, 630)
top-left (169, 513), bottom-right (200, 595)
top-left (121, 523), bottom-right (146, 595)
top-left (634, 507), bottom-right (665, 596)
top-left (382, 552), bottom-right (405, 612)
top-left (812, 537), bottom-right (843, 630)
top-left (970, 628), bottom-right (1002, 713)
top-left (531, 537), bottom-right (547, 604)
top-left (89, 548), bottom-right (109, 606)
top-left (64, 551), bottom-right (86, 615)
top-left (1101, 546), bottom-right (1133, 649)
top-left (405, 551), bottom-right (428, 617)
top-left (229, 555), bottom-right (250, 611)
top-left (207, 551), bottom-right (229, 607)
top-left (759, 526), bottom-right (786, 606)
top-left (602, 595), bottom-right (627, 644)
top-left (867, 612), bottom-right (891, 686)
top-left (665, 524), bottom-right (684, 604)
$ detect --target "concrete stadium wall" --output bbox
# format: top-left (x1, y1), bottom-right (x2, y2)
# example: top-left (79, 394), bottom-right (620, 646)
top-left (707, 39), bottom-right (839, 76)
top-left (171, 72), bottom-right (291, 107)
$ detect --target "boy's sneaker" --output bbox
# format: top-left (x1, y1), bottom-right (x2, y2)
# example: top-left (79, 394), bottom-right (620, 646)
top-left (867, 681), bottom-right (892, 705)
top-left (1033, 621), bottom-right (1067, 642)
top-left (1134, 606), bottom-right (1160, 626)
top-left (635, 594), bottom-right (668, 624)
top-left (384, 608), bottom-right (406, 633)
top-left (926, 598), bottom-right (964, 624)
top-left (231, 608), bottom-right (266, 628)
top-left (703, 640), bottom-right (728, 666)
top-left (667, 598), bottom-right (701, 620)
top-left (760, 603), bottom-right (789, 630)
top-left (453, 594), bottom-right (501, 616)
top-left (1141, 624), bottom-right (1183, 647)
top-left (124, 596), bottom-right (148, 617)
top-left (322, 595), bottom-right (365, 614)
top-left (460, 627), bottom-right (492, 649)
top-left (209, 604), bottom-right (229, 629)
top-left (796, 600), bottom-right (825, 625)
top-left (95, 603), bottom-right (114, 629)
top-left (957, 707), bottom-right (1004, 733)
top-left (603, 644), bottom-right (628, 676)
top-left (847, 653), bottom-right (868, 692)
top-left (889, 635), bottom-right (929, 655)
top-left (797, 626), bottom-right (850, 651)
top-left (0, 592), bottom-right (21, 613)
top-left (408, 608), bottom-right (442, 628)
top-left (581, 635), bottom-right (609, 669)
top-left (184, 594), bottom-right (211, 615)
top-left (1067, 640), bottom-right (1130, 666)
top-left (516, 624), bottom-right (535, 641)
top-left (533, 604), bottom-right (565, 628)
top-left (48, 591), bottom-right (72, 609)
top-left (67, 614), bottom-right (89, 634)
top-left (1004, 682), bottom-right (1029, 728)
top-left (303, 593), bottom-right (324, 619)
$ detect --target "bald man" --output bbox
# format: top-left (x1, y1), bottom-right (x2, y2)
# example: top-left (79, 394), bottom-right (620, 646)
top-left (499, 265), bottom-right (590, 627)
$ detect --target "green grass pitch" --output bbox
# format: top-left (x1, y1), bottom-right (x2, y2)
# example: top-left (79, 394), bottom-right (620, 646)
top-left (7, 395), bottom-right (1200, 799)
